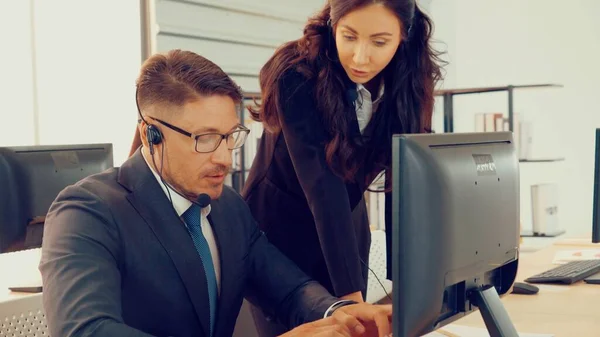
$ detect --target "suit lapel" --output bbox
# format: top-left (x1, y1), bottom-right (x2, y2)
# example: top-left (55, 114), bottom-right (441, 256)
top-left (119, 150), bottom-right (211, 337)
top-left (206, 195), bottom-right (237, 337)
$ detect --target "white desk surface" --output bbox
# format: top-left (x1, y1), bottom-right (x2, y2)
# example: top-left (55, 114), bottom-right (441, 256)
top-left (450, 238), bottom-right (600, 337)
top-left (0, 248), bottom-right (42, 302)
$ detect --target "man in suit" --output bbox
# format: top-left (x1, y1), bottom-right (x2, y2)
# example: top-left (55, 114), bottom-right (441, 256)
top-left (39, 49), bottom-right (392, 337)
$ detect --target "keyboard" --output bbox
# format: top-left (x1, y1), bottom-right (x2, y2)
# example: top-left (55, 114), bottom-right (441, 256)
top-left (524, 259), bottom-right (600, 284)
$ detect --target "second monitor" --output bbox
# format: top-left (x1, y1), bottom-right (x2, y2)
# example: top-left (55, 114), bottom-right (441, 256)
top-left (0, 143), bottom-right (113, 252)
top-left (392, 131), bottom-right (520, 337)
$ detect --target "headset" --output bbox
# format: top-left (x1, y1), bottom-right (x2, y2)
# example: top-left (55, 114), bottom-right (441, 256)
top-left (146, 124), bottom-right (163, 156)
top-left (135, 86), bottom-right (211, 208)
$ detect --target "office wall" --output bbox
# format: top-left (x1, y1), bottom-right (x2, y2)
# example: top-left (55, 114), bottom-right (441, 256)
top-left (429, 0), bottom-right (600, 235)
top-left (423, 1), bottom-right (457, 133)
top-left (0, 0), bottom-right (141, 166)
top-left (34, 0), bottom-right (142, 165)
top-left (0, 1), bottom-right (36, 147)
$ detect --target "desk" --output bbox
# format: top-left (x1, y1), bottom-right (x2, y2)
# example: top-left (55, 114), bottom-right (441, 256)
top-left (450, 239), bottom-right (600, 337)
top-left (0, 248), bottom-right (42, 303)
top-left (2, 243), bottom-right (599, 336)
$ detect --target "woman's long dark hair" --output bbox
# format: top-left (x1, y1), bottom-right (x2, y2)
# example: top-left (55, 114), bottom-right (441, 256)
top-left (250, 0), bottom-right (445, 186)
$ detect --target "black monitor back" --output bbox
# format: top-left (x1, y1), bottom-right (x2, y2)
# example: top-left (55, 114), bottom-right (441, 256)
top-left (391, 132), bottom-right (519, 336)
top-left (593, 128), bottom-right (600, 243)
top-left (0, 143), bottom-right (113, 252)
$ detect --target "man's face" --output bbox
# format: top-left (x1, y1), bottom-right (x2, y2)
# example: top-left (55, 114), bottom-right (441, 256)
top-left (144, 95), bottom-right (240, 200)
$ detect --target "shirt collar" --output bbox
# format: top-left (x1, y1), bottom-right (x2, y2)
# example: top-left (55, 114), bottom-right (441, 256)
top-left (141, 149), bottom-right (211, 217)
top-left (356, 78), bottom-right (385, 104)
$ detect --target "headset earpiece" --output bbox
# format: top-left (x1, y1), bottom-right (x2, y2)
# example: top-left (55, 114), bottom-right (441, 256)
top-left (146, 124), bottom-right (162, 155)
top-left (146, 125), bottom-right (162, 145)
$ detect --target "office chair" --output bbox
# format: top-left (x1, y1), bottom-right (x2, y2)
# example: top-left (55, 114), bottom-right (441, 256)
top-left (232, 299), bottom-right (259, 337)
top-left (366, 230), bottom-right (393, 303)
top-left (0, 293), bottom-right (48, 336)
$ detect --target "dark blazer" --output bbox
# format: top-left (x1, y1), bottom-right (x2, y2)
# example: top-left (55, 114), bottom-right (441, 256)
top-left (39, 149), bottom-right (339, 337)
top-left (242, 69), bottom-right (373, 299)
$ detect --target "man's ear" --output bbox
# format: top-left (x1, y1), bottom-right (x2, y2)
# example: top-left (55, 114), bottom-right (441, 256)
top-left (128, 124), bottom-right (145, 157)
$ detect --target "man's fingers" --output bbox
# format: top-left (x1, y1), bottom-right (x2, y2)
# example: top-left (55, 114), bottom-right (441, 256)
top-left (342, 304), bottom-right (392, 337)
top-left (377, 304), bottom-right (392, 316)
top-left (280, 316), bottom-right (361, 337)
top-left (373, 310), bottom-right (392, 337)
top-left (332, 307), bottom-right (366, 335)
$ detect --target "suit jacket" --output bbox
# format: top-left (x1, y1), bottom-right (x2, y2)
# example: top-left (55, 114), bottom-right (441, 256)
top-left (242, 69), bottom-right (373, 298)
top-left (39, 149), bottom-right (339, 337)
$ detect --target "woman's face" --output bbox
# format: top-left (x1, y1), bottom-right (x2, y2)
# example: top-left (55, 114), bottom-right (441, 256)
top-left (334, 4), bottom-right (403, 85)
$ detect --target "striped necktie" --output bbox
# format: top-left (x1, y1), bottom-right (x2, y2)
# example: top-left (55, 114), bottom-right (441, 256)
top-left (182, 204), bottom-right (217, 336)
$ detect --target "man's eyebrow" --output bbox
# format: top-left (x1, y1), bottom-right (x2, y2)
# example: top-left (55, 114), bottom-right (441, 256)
top-left (192, 127), bottom-right (220, 134)
top-left (193, 124), bottom-right (241, 134)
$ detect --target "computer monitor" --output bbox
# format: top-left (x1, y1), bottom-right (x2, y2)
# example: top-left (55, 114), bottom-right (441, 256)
top-left (593, 128), bottom-right (600, 243)
top-left (391, 132), bottom-right (520, 337)
top-left (0, 143), bottom-right (113, 251)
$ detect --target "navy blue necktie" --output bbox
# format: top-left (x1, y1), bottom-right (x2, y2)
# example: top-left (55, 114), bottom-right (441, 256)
top-left (182, 204), bottom-right (217, 336)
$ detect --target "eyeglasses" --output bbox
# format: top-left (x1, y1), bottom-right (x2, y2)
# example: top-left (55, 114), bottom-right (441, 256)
top-left (148, 116), bottom-right (250, 153)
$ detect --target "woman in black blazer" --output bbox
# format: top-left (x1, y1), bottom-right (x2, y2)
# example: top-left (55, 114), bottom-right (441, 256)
top-left (242, 0), bottom-right (444, 335)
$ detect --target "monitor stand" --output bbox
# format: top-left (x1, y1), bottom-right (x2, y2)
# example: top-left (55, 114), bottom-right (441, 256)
top-left (470, 285), bottom-right (519, 337)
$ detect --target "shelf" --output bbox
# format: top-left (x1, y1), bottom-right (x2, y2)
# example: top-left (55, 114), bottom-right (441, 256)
top-left (434, 83), bottom-right (563, 96)
top-left (243, 92), bottom-right (261, 100)
top-left (520, 229), bottom-right (566, 238)
top-left (436, 83), bottom-right (563, 133)
top-left (519, 158), bottom-right (565, 163)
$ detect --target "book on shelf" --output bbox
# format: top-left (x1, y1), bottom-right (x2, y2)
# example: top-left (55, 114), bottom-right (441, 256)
top-left (474, 112), bottom-right (532, 160)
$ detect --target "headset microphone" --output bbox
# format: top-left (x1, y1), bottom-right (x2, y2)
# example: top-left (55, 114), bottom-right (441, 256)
top-left (346, 88), bottom-right (358, 103)
top-left (195, 193), bottom-right (211, 208)
top-left (154, 171), bottom-right (213, 209)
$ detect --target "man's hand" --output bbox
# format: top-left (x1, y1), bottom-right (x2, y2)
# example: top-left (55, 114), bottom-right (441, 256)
top-left (278, 316), bottom-right (358, 337)
top-left (333, 303), bottom-right (392, 337)
top-left (340, 291), bottom-right (364, 303)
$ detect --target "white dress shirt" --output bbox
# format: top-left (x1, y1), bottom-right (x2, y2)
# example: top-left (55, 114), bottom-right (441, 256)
top-left (142, 151), bottom-right (221, 294)
top-left (355, 81), bottom-right (385, 134)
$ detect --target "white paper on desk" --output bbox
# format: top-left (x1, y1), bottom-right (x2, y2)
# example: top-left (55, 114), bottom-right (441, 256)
top-left (0, 248), bottom-right (43, 289)
top-left (535, 284), bottom-right (570, 293)
top-left (552, 249), bottom-right (600, 264)
top-left (423, 324), bottom-right (553, 337)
